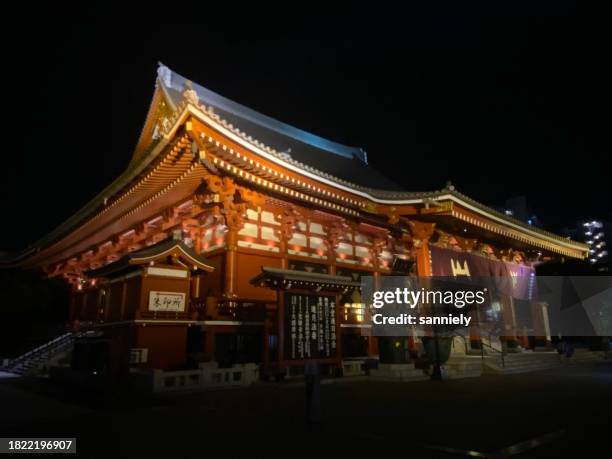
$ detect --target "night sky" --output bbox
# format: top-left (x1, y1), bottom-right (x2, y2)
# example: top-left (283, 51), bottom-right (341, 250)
top-left (3, 6), bottom-right (610, 252)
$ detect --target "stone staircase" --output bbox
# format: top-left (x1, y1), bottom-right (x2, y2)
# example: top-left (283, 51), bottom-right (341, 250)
top-left (443, 355), bottom-right (485, 379)
top-left (563, 348), bottom-right (608, 364)
top-left (0, 332), bottom-right (75, 376)
top-left (483, 351), bottom-right (562, 374)
top-left (370, 363), bottom-right (429, 382)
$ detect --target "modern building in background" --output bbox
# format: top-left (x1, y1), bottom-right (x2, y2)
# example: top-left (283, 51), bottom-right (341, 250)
top-left (563, 218), bottom-right (610, 272)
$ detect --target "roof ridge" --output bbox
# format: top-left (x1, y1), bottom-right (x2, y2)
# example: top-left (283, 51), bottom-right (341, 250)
top-left (158, 64), bottom-right (368, 163)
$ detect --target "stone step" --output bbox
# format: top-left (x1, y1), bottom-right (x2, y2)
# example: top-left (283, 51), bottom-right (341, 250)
top-left (569, 350), bottom-right (607, 362)
top-left (506, 354), bottom-right (561, 359)
top-left (501, 361), bottom-right (561, 368)
top-left (442, 367), bottom-right (482, 379)
top-left (499, 358), bottom-right (561, 366)
top-left (483, 352), bottom-right (564, 374)
top-left (484, 362), bottom-right (561, 374)
top-left (444, 370), bottom-right (483, 379)
top-left (370, 363), bottom-right (429, 382)
top-left (444, 356), bottom-right (484, 379)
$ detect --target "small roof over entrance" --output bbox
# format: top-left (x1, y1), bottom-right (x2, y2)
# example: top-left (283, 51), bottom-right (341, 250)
top-left (85, 239), bottom-right (214, 278)
top-left (251, 267), bottom-right (361, 292)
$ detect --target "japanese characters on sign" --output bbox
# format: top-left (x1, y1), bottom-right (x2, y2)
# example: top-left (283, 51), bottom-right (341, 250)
top-left (285, 293), bottom-right (337, 360)
top-left (148, 291), bottom-right (186, 312)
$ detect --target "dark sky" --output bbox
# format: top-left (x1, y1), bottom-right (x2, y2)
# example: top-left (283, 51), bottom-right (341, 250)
top-left (2, 6), bottom-right (610, 252)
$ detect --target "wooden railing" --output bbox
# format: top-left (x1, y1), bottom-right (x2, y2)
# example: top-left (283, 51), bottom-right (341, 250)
top-left (191, 299), bottom-right (270, 322)
top-left (134, 310), bottom-right (197, 321)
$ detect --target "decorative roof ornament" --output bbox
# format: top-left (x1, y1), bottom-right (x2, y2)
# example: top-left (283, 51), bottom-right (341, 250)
top-left (278, 148), bottom-right (292, 161)
top-left (445, 181), bottom-right (455, 191)
top-left (182, 80), bottom-right (200, 106)
top-left (157, 63), bottom-right (172, 87)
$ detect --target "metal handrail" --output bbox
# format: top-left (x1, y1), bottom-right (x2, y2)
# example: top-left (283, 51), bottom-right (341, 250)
top-left (1, 332), bottom-right (74, 370)
top-left (479, 337), bottom-right (505, 368)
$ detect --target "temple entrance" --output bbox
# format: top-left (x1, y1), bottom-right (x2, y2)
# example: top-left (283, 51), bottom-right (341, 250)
top-left (251, 266), bottom-right (361, 377)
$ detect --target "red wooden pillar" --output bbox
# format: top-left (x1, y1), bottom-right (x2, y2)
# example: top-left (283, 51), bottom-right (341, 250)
top-left (368, 271), bottom-right (382, 356)
top-left (415, 239), bottom-right (433, 345)
top-left (224, 227), bottom-right (238, 298)
top-left (415, 240), bottom-right (432, 277)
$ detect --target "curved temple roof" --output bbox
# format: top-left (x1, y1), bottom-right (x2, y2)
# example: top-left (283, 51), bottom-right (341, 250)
top-left (85, 239), bottom-right (214, 278)
top-left (2, 64), bottom-right (588, 265)
top-left (158, 65), bottom-right (368, 162)
top-left (251, 267), bottom-right (361, 291)
top-left (153, 65), bottom-right (585, 256)
top-left (156, 65), bottom-right (403, 191)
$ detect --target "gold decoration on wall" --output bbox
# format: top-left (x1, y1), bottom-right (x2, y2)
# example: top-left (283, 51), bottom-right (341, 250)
top-left (325, 221), bottom-right (350, 251)
top-left (278, 206), bottom-right (302, 241)
top-left (203, 175), bottom-right (246, 230)
top-left (408, 220), bottom-right (436, 247)
top-left (475, 242), bottom-right (496, 258)
top-left (237, 187), bottom-right (266, 209)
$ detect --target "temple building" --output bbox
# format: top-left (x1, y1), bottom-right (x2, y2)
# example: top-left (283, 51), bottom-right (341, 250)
top-left (10, 64), bottom-right (588, 379)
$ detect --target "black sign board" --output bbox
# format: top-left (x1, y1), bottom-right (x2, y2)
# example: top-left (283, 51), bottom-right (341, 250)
top-left (284, 293), bottom-right (337, 360)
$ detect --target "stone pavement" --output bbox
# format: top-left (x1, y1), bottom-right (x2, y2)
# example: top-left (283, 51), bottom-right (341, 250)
top-left (1, 362), bottom-right (610, 458)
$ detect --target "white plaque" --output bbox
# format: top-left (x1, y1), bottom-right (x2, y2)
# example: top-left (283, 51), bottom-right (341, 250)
top-left (148, 291), bottom-right (186, 312)
top-left (146, 267), bottom-right (188, 278)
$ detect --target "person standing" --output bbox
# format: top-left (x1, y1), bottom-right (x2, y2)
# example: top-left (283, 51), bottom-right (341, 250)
top-left (304, 360), bottom-right (321, 424)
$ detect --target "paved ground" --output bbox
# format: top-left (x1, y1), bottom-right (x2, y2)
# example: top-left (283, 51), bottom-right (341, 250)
top-left (1, 362), bottom-right (611, 458)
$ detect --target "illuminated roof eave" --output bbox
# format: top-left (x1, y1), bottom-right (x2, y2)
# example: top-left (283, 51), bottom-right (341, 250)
top-left (5, 77), bottom-right (586, 266)
top-left (7, 115), bottom-right (192, 267)
top-left (180, 103), bottom-right (587, 256)
top-left (435, 195), bottom-right (587, 254)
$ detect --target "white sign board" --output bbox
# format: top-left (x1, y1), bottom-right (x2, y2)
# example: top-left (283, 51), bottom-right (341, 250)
top-left (148, 291), bottom-right (186, 312)
top-left (146, 266), bottom-right (188, 278)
